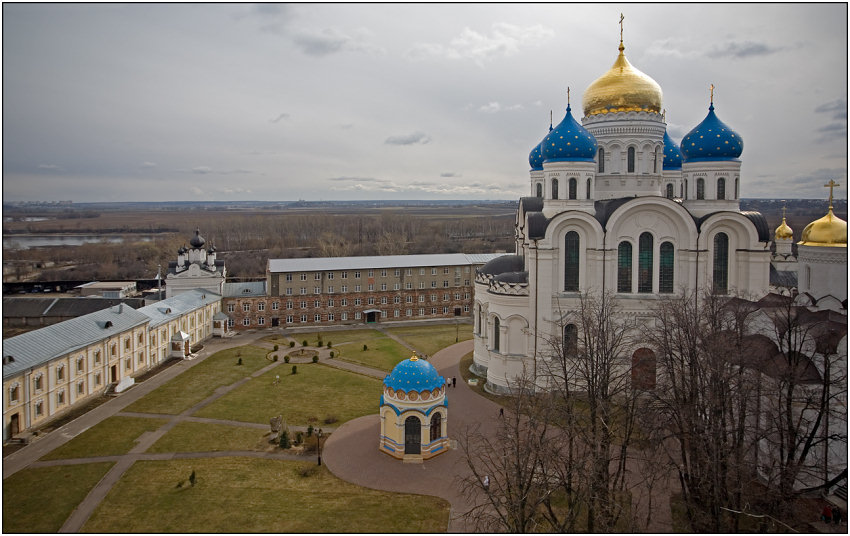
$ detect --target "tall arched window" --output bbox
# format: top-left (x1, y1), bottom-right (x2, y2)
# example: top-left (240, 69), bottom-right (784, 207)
top-left (659, 241), bottom-right (674, 293)
top-left (492, 317), bottom-right (501, 352)
top-left (697, 178), bottom-right (705, 200)
top-left (717, 178), bottom-right (726, 200)
top-left (638, 232), bottom-right (654, 293)
top-left (680, 182), bottom-right (684, 198)
top-left (568, 178), bottom-right (577, 200)
top-left (586, 178), bottom-right (592, 199)
top-left (653, 148), bottom-right (660, 173)
top-left (632, 348), bottom-right (657, 390)
top-left (551, 179), bottom-right (559, 199)
top-left (617, 241), bottom-right (633, 293)
top-left (684, 179), bottom-right (688, 200)
top-left (564, 231), bottom-right (580, 292)
top-left (713, 232), bottom-right (729, 294)
top-left (430, 413), bottom-right (442, 442)
top-left (666, 183), bottom-right (674, 199)
top-left (564, 324), bottom-right (577, 356)
top-left (734, 178), bottom-right (739, 199)
top-left (536, 183), bottom-right (543, 197)
top-left (627, 147), bottom-right (636, 173)
top-left (598, 148), bottom-right (605, 172)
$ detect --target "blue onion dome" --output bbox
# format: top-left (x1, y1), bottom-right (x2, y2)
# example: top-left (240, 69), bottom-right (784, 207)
top-left (529, 121), bottom-right (553, 171)
top-left (681, 102), bottom-right (743, 162)
top-left (541, 105), bottom-right (597, 163)
top-left (663, 130), bottom-right (683, 170)
top-left (384, 355), bottom-right (445, 394)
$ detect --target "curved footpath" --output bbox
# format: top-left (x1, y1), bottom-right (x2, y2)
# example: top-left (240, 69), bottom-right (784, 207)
top-left (322, 339), bottom-right (502, 532)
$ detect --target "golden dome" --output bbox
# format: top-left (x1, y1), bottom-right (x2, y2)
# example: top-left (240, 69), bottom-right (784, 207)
top-left (775, 217), bottom-right (794, 240)
top-left (799, 207), bottom-right (847, 247)
top-left (582, 42), bottom-right (663, 117)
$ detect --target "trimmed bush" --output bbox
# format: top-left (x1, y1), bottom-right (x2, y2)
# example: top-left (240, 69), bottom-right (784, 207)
top-left (291, 365), bottom-right (297, 375)
top-left (324, 415), bottom-right (338, 424)
top-left (237, 358), bottom-right (242, 366)
top-left (274, 344), bottom-right (279, 351)
top-left (363, 344), bottom-right (368, 351)
top-left (284, 355), bottom-right (290, 363)
top-left (279, 430), bottom-right (291, 449)
top-left (273, 355), bottom-right (278, 362)
top-left (289, 341), bottom-right (295, 348)
top-left (302, 340), bottom-right (308, 347)
top-left (329, 351), bottom-right (335, 358)
top-left (327, 341), bottom-right (332, 348)
top-left (307, 424), bottom-right (314, 437)
top-left (295, 431), bottom-right (303, 445)
top-left (312, 355), bottom-right (318, 363)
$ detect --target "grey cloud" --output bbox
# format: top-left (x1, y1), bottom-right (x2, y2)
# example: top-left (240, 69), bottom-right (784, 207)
top-left (192, 166), bottom-right (213, 174)
top-left (706, 41), bottom-right (781, 59)
top-left (815, 98), bottom-right (847, 116)
top-left (817, 123), bottom-right (847, 134)
top-left (37, 164), bottom-right (62, 171)
top-left (789, 168), bottom-right (847, 185)
top-left (293, 29), bottom-right (349, 56)
top-left (340, 124), bottom-right (354, 130)
top-left (440, 172), bottom-right (461, 178)
top-left (269, 113), bottom-right (290, 123)
top-left (140, 161), bottom-right (157, 168)
top-left (328, 176), bottom-right (387, 183)
top-left (407, 22), bottom-right (554, 66)
top-left (385, 132), bottom-right (431, 145)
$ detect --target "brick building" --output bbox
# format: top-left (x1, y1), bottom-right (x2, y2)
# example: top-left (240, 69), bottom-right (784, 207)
top-left (222, 254), bottom-right (502, 330)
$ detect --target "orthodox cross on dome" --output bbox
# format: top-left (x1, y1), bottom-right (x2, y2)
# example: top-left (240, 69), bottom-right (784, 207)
top-left (781, 202), bottom-right (787, 220)
top-left (567, 86), bottom-right (571, 107)
top-left (824, 179), bottom-right (840, 209)
top-left (619, 13), bottom-right (625, 50)
top-left (710, 83), bottom-right (715, 104)
top-left (549, 109), bottom-right (553, 129)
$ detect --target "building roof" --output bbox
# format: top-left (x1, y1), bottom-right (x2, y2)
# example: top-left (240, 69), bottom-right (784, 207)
top-left (383, 356), bottom-right (445, 393)
top-left (2, 297), bottom-right (146, 319)
top-left (3, 305), bottom-right (151, 380)
top-left (222, 281), bottom-right (267, 297)
top-left (769, 265), bottom-right (798, 288)
top-left (76, 281), bottom-right (136, 290)
top-left (137, 289), bottom-right (221, 328)
top-left (268, 253), bottom-right (504, 273)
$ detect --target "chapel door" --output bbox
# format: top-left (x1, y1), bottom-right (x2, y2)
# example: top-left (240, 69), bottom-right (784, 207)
top-left (10, 413), bottom-right (19, 436)
top-left (110, 365), bottom-right (117, 383)
top-left (404, 416), bottom-right (421, 454)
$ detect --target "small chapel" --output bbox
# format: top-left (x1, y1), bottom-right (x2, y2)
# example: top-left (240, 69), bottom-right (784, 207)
top-left (165, 228), bottom-right (226, 298)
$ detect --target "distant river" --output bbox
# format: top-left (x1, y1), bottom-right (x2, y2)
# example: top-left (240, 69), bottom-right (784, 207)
top-left (2, 234), bottom-right (159, 250)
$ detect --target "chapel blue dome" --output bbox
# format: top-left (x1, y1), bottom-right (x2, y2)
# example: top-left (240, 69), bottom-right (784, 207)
top-left (384, 356), bottom-right (445, 393)
top-left (541, 105), bottom-right (597, 163)
top-left (663, 130), bottom-right (683, 170)
top-left (680, 103), bottom-right (743, 162)
top-left (528, 124), bottom-right (552, 171)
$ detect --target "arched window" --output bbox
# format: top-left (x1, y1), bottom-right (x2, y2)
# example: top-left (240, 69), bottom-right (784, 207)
top-left (492, 317), bottom-right (500, 352)
top-left (586, 178), bottom-right (592, 199)
top-left (638, 232), bottom-right (654, 293)
top-left (632, 348), bottom-right (657, 390)
top-left (551, 179), bottom-right (559, 199)
top-left (598, 148), bottom-right (605, 172)
top-left (430, 413), bottom-right (442, 442)
top-left (617, 241), bottom-right (632, 293)
top-left (653, 148), bottom-right (660, 173)
top-left (659, 241), bottom-right (674, 293)
top-left (568, 178), bottom-right (577, 200)
top-left (666, 183), bottom-right (674, 199)
top-left (404, 416), bottom-right (421, 454)
top-left (536, 183), bottom-right (543, 197)
top-left (713, 232), bottom-right (729, 294)
top-left (684, 179), bottom-right (688, 200)
top-left (717, 178), bottom-right (726, 200)
top-left (734, 178), bottom-right (739, 199)
top-left (627, 147), bottom-right (636, 173)
top-left (680, 182), bottom-right (684, 198)
top-left (564, 231), bottom-right (580, 292)
top-left (564, 324), bottom-right (577, 356)
top-left (697, 178), bottom-right (705, 200)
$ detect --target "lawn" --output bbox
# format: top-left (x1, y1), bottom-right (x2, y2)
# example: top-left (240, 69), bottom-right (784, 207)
top-left (385, 323), bottom-right (473, 357)
top-left (2, 462), bottom-right (114, 533)
top-left (334, 333), bottom-right (412, 371)
top-left (147, 421), bottom-right (269, 453)
top-left (124, 345), bottom-right (271, 415)
top-left (81, 457), bottom-right (449, 533)
top-left (193, 363), bottom-right (382, 426)
top-left (265, 328), bottom-right (379, 348)
top-left (40, 416), bottom-right (168, 460)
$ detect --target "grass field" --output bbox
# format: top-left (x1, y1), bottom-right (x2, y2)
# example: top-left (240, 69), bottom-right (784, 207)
top-left (385, 323), bottom-right (472, 356)
top-left (147, 421), bottom-right (270, 453)
top-left (124, 345), bottom-right (271, 415)
top-left (3, 462), bottom-right (114, 533)
top-left (81, 457), bottom-right (449, 533)
top-left (40, 416), bottom-right (168, 461)
top-left (193, 363), bottom-right (382, 426)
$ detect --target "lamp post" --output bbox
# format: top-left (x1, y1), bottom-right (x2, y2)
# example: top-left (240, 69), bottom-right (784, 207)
top-left (316, 428), bottom-right (323, 465)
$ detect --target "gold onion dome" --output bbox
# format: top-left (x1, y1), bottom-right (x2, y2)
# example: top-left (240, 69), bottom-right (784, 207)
top-left (582, 41), bottom-right (663, 117)
top-left (799, 207), bottom-right (847, 247)
top-left (775, 217), bottom-right (794, 240)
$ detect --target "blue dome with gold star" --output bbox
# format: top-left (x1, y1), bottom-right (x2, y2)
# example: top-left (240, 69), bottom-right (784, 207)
top-left (680, 103), bottom-right (743, 162)
top-left (528, 124), bottom-right (552, 171)
top-left (383, 356), bottom-right (445, 393)
top-left (541, 105), bottom-right (597, 163)
top-left (663, 130), bottom-right (683, 170)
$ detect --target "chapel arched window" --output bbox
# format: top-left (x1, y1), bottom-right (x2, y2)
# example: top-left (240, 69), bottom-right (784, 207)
top-left (735, 178), bottom-right (739, 199)
top-left (684, 179), bottom-right (688, 200)
top-left (564, 231), bottom-right (580, 292)
top-left (430, 413), bottom-right (442, 442)
top-left (666, 183), bottom-right (674, 199)
top-left (617, 241), bottom-right (633, 293)
top-left (627, 147), bottom-right (636, 173)
top-left (659, 241), bottom-right (674, 293)
top-left (564, 324), bottom-right (578, 356)
top-left (493, 317), bottom-right (501, 352)
top-left (713, 232), bottom-right (729, 294)
top-left (568, 178), bottom-right (577, 200)
top-left (586, 178), bottom-right (592, 199)
top-left (551, 179), bottom-right (559, 200)
top-left (638, 232), bottom-right (654, 293)
top-left (717, 178), bottom-right (726, 200)
top-left (536, 183), bottom-right (543, 198)
top-left (697, 178), bottom-right (705, 200)
top-left (653, 148), bottom-right (660, 173)
top-left (598, 148), bottom-right (605, 172)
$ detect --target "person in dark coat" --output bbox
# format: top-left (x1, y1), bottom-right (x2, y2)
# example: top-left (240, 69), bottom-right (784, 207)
top-left (821, 505), bottom-right (833, 523)
top-left (833, 506), bottom-right (842, 525)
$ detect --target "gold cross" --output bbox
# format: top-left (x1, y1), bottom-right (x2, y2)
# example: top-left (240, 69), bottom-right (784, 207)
top-left (619, 13), bottom-right (624, 42)
top-left (710, 83), bottom-right (715, 104)
top-left (825, 179), bottom-right (840, 209)
top-left (567, 87), bottom-right (570, 107)
top-left (781, 203), bottom-right (787, 220)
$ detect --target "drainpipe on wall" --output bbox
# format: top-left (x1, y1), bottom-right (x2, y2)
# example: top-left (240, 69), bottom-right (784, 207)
top-left (532, 239), bottom-right (539, 387)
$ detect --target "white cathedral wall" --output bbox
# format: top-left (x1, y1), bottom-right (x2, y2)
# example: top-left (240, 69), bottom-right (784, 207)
top-left (797, 245), bottom-right (847, 303)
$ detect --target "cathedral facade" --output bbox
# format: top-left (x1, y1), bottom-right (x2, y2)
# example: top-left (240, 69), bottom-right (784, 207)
top-left (472, 33), bottom-right (777, 393)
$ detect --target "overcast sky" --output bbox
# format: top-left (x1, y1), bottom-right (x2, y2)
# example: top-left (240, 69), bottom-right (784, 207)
top-left (3, 3), bottom-right (847, 202)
